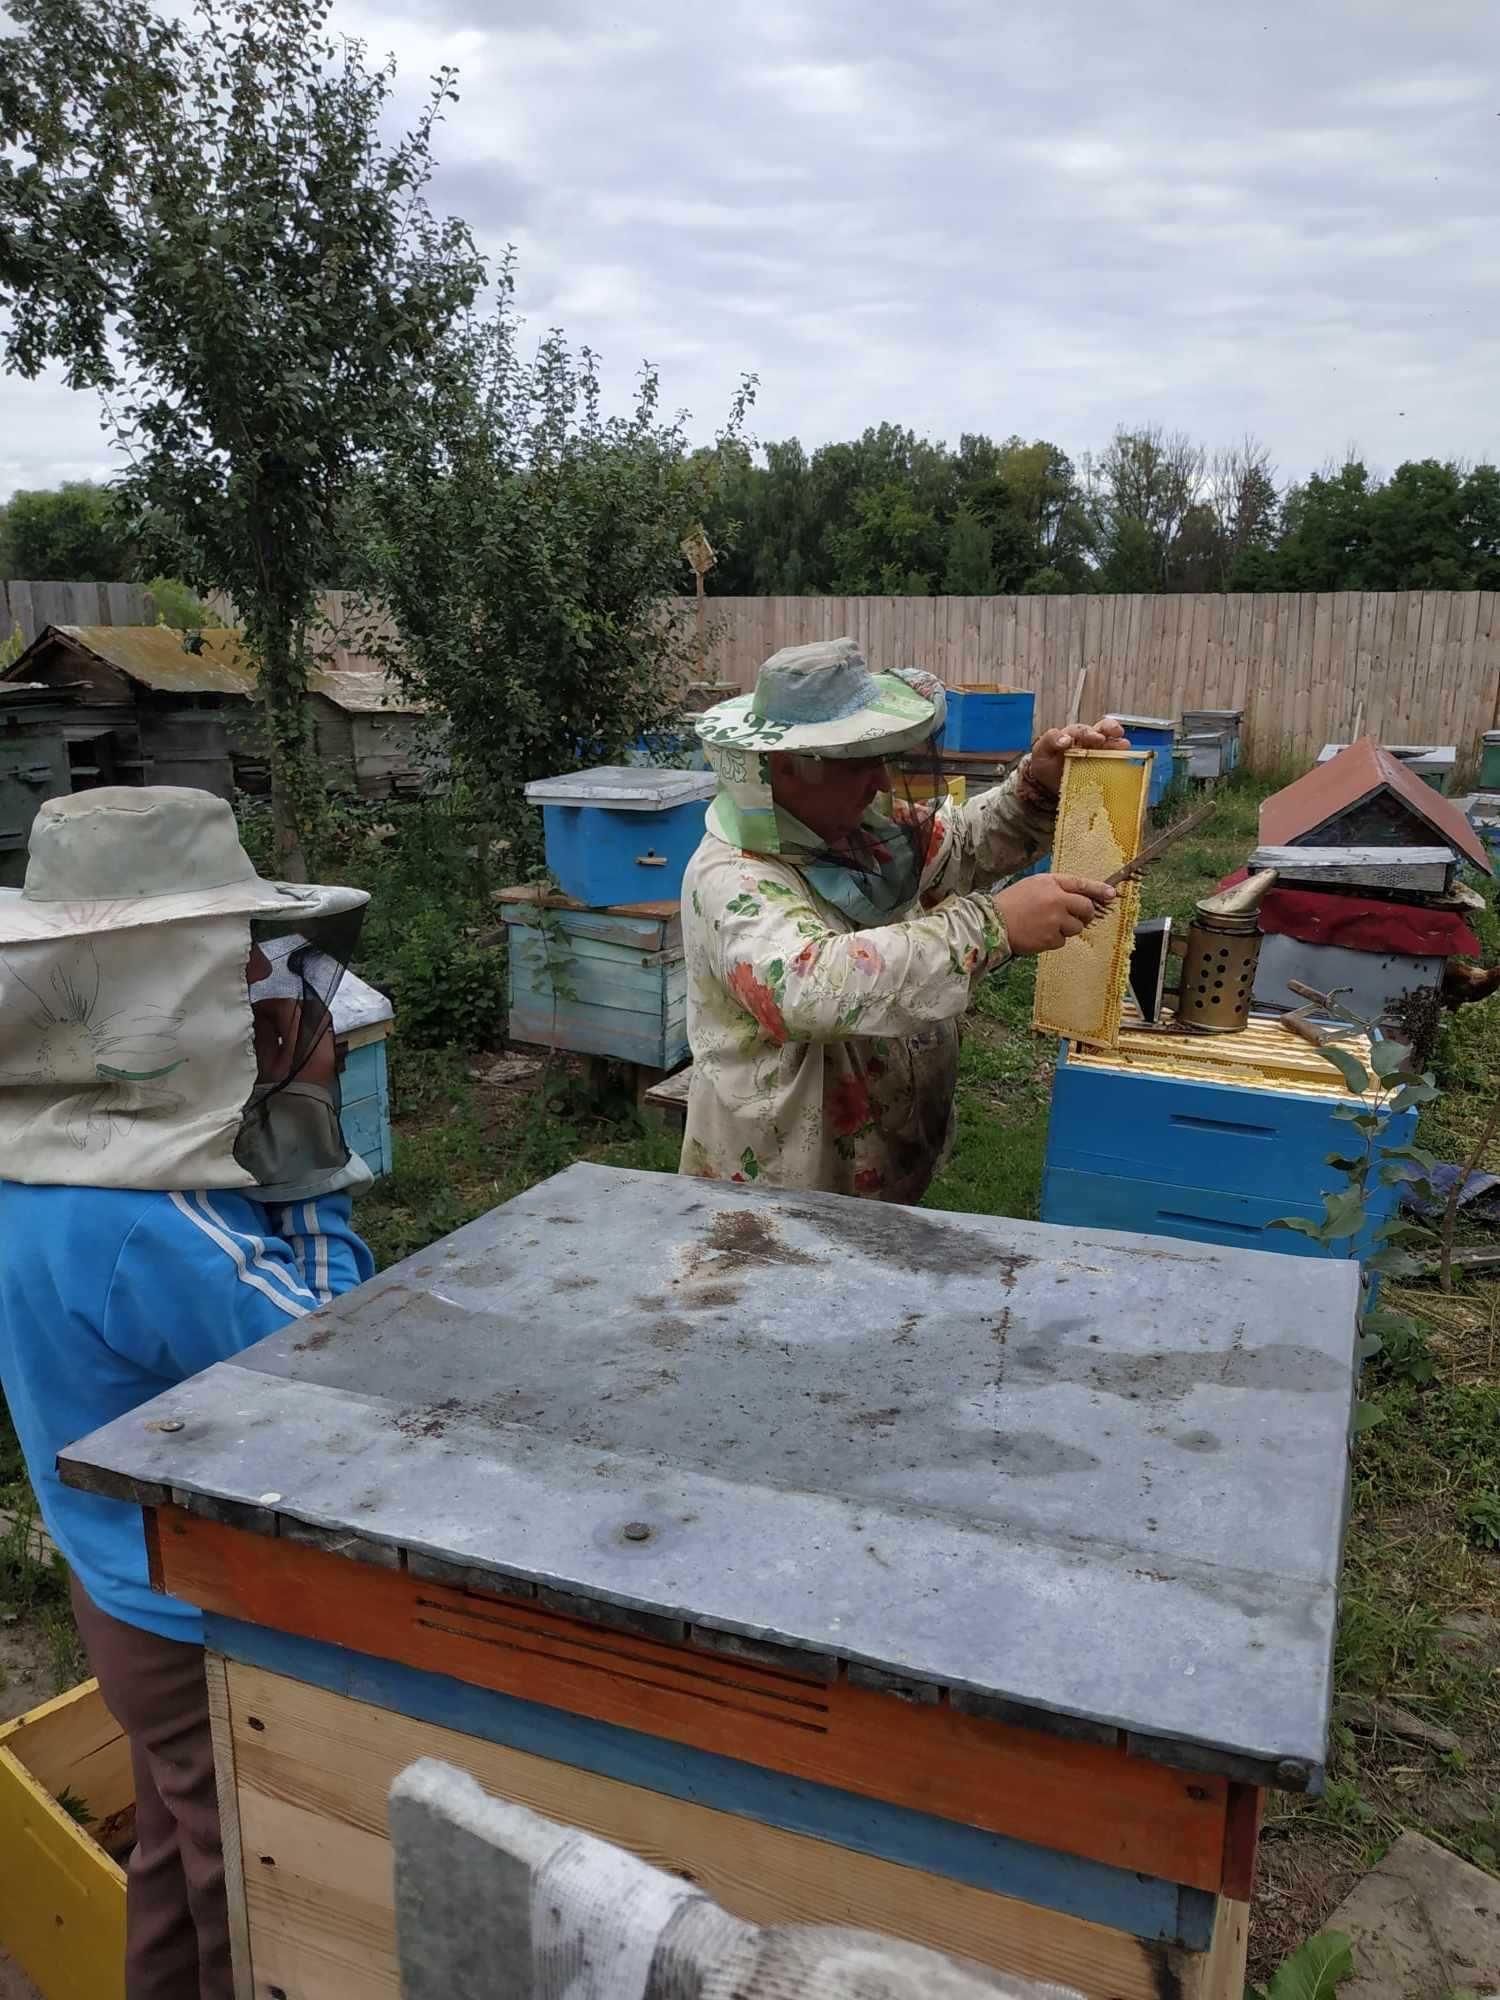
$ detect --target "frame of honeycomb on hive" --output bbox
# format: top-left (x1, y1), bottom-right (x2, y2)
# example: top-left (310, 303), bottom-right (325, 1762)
top-left (1032, 749), bottom-right (1151, 1045)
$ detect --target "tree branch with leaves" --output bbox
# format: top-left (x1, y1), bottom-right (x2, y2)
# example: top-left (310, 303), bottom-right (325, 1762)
top-left (353, 268), bottom-right (754, 857)
top-left (0, 0), bottom-right (485, 875)
top-left (1273, 1016), bottom-right (1441, 1402)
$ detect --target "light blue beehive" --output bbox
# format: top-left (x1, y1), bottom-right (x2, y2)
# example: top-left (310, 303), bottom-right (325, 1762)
top-left (333, 971), bottom-right (394, 1180)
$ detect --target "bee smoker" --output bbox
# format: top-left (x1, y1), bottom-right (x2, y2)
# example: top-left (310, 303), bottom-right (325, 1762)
top-left (1171, 869), bottom-right (1279, 1035)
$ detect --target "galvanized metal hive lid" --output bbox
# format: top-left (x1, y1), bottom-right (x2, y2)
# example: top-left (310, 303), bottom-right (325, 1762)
top-left (330, 969), bottom-right (393, 1035)
top-left (524, 766), bottom-right (718, 811)
top-left (60, 1164), bottom-right (1360, 1787)
top-left (1105, 712), bottom-right (1175, 731)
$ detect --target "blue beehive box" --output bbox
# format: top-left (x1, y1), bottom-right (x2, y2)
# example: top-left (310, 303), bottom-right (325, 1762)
top-left (525, 766), bottom-right (717, 907)
top-left (500, 897), bottom-right (687, 1069)
top-left (1040, 1023), bottom-right (1415, 1266)
top-left (332, 971), bottom-right (394, 1180)
top-left (941, 686), bottom-right (1035, 753)
top-left (1108, 714), bottom-right (1176, 807)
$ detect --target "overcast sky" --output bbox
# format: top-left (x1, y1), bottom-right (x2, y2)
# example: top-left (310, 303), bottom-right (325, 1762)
top-left (2, 0), bottom-right (1498, 502)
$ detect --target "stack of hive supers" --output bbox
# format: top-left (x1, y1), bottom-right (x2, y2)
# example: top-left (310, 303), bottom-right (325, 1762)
top-left (499, 766), bottom-right (717, 1076)
top-left (1243, 739), bottom-right (1492, 1021)
top-left (1034, 747), bottom-right (1418, 1267)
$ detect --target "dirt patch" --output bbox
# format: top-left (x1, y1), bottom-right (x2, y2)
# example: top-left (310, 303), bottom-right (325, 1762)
top-left (780, 1198), bottom-right (1033, 1283)
top-left (703, 1210), bottom-right (815, 1270)
top-left (0, 1622), bottom-right (63, 1726)
top-left (291, 1314), bottom-right (340, 1353)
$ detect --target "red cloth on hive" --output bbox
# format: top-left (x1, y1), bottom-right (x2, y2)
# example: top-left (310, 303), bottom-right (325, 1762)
top-left (1216, 868), bottom-right (1480, 958)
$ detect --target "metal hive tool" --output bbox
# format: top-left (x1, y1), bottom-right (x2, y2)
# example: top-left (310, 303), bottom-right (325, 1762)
top-left (1032, 748), bottom-right (1151, 1045)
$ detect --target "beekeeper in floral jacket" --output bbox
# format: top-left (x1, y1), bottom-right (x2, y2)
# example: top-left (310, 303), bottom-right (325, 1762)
top-left (681, 639), bottom-right (1123, 1202)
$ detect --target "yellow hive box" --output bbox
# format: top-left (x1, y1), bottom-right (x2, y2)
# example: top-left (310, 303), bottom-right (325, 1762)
top-left (0, 1679), bottom-right (128, 2000)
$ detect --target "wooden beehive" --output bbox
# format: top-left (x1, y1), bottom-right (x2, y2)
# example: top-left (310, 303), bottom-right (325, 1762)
top-left (499, 888), bottom-right (688, 1071)
top-left (0, 1680), bottom-right (128, 2000)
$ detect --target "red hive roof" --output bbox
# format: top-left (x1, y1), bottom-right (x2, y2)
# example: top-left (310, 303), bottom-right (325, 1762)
top-left (1259, 738), bottom-right (1491, 875)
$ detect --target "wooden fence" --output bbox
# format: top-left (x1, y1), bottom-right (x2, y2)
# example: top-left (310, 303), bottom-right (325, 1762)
top-left (1, 579), bottom-right (156, 647)
top-left (684, 592), bottom-right (1500, 771)
top-left (12, 583), bottom-right (1500, 774)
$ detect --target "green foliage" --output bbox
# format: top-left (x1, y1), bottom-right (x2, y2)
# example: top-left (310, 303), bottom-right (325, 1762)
top-left (241, 794), bottom-right (509, 1050)
top-left (697, 416), bottom-right (1500, 597)
top-left (1461, 1491), bottom-right (1500, 1550)
top-left (0, 0), bottom-right (485, 874)
top-left (1270, 456), bottom-right (1500, 591)
top-left (1270, 1012), bottom-right (1439, 1391)
top-left (54, 1786), bottom-right (95, 1828)
top-left (0, 623), bottom-right (24, 671)
top-left (146, 576), bottom-right (223, 632)
top-left (942, 507), bottom-right (996, 594)
top-left (1245, 1930), bottom-right (1354, 2000)
top-left (0, 480), bottom-right (131, 578)
top-left (0, 1489), bottom-right (72, 1626)
top-left (376, 907), bottom-right (507, 1051)
top-left (703, 426), bottom-right (1093, 597)
top-left (354, 266), bottom-right (753, 844)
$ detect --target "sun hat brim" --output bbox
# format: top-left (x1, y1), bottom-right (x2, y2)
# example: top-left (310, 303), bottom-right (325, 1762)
top-left (0, 875), bottom-right (368, 945)
top-left (695, 671), bottom-right (940, 759)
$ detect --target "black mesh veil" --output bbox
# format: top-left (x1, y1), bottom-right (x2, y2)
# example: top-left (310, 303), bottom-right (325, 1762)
top-left (793, 729), bottom-right (950, 914)
top-left (235, 907), bottom-right (365, 1190)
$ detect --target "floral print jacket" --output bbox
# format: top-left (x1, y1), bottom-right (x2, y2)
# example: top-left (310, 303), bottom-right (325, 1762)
top-left (679, 770), bottom-right (1056, 1203)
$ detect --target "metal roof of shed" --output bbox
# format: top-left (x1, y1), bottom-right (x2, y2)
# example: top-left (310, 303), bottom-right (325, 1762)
top-left (1260, 737), bottom-right (1491, 875)
top-left (3, 626), bottom-right (424, 713)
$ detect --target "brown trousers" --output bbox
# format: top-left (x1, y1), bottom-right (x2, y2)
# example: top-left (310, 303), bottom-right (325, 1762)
top-left (70, 1578), bottom-right (233, 2000)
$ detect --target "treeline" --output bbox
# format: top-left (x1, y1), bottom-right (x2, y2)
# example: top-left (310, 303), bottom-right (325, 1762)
top-left (698, 425), bottom-right (1500, 598)
top-left (12, 429), bottom-right (1500, 611)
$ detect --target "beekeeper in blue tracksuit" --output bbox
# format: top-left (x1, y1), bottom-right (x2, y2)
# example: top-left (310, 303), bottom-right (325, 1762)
top-left (0, 786), bottom-right (378, 2000)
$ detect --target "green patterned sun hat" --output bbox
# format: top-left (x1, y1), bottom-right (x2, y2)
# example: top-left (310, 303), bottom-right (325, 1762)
top-left (696, 638), bottom-right (945, 759)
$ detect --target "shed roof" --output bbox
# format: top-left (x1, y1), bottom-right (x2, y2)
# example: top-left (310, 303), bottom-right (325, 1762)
top-left (4, 626), bottom-right (422, 712)
top-left (5, 624), bottom-right (257, 697)
top-left (1260, 737), bottom-right (1491, 875)
top-left (308, 667), bottom-right (424, 715)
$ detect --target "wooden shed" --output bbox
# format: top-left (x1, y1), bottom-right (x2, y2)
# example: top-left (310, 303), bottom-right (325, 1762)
top-left (306, 667), bottom-right (440, 800)
top-left (0, 625), bottom-right (437, 837)
top-left (0, 682), bottom-right (90, 886)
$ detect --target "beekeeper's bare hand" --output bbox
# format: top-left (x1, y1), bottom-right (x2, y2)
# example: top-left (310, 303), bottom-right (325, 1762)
top-left (1026, 717), bottom-right (1129, 794)
top-left (993, 873), bottom-right (1116, 954)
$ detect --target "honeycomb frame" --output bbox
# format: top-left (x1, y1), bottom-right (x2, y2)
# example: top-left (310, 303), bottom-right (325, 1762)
top-left (1031, 748), bottom-right (1152, 1046)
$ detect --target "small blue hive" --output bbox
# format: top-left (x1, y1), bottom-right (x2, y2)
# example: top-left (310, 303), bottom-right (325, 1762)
top-left (525, 766), bottom-right (717, 907)
top-left (332, 970), bottom-right (394, 1179)
top-left (1107, 714), bottom-right (1177, 807)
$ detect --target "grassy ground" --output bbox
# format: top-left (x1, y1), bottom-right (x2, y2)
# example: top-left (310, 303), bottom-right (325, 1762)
top-left (2, 770), bottom-right (1497, 1974)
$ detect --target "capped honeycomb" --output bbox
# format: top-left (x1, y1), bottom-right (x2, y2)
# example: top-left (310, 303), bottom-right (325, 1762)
top-left (1072, 1011), bottom-right (1379, 1097)
top-left (1032, 749), bottom-right (1151, 1045)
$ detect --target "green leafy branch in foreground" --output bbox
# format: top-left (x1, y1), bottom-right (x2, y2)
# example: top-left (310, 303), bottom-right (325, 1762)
top-left (1271, 1003), bottom-right (1440, 1403)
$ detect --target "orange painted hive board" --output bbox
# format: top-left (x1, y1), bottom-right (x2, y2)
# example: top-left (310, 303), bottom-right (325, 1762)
top-left (151, 1506), bottom-right (1241, 1897)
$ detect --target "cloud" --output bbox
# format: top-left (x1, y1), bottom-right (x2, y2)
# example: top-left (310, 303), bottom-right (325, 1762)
top-left (3, 0), bottom-right (1498, 501)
